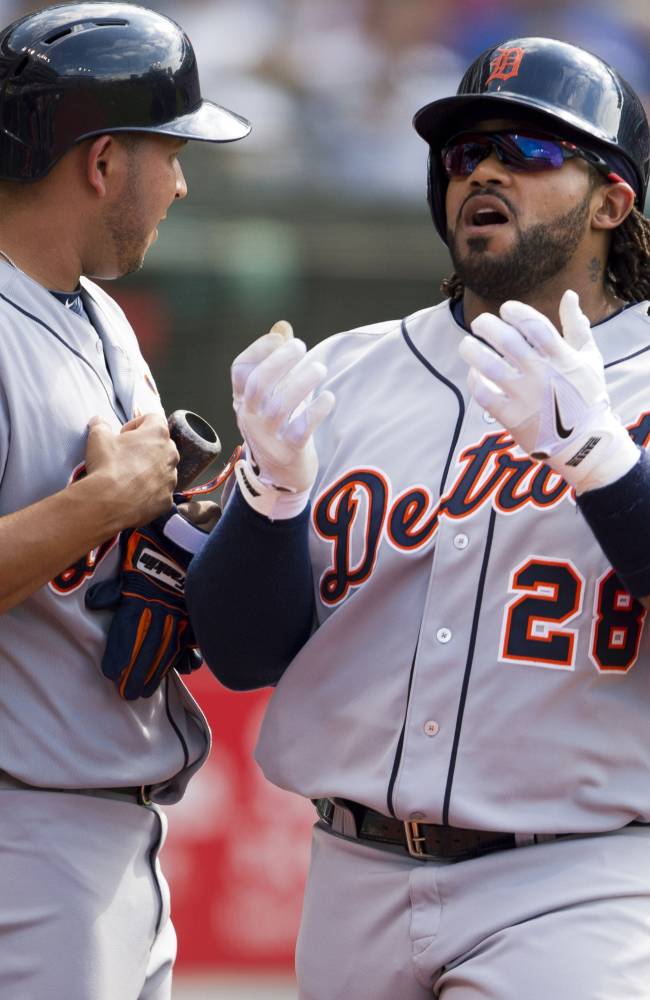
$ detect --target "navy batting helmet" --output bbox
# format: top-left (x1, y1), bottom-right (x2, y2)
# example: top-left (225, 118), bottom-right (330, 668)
top-left (0, 2), bottom-right (252, 181)
top-left (413, 37), bottom-right (650, 242)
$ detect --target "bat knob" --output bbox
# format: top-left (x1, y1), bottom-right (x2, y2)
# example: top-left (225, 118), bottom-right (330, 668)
top-left (168, 409), bottom-right (222, 490)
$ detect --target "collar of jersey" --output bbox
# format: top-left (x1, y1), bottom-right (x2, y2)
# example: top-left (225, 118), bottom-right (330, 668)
top-left (50, 288), bottom-right (83, 308)
top-left (450, 296), bottom-right (637, 334)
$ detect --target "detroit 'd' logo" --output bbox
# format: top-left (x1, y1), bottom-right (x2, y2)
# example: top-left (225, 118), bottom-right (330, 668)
top-left (485, 46), bottom-right (526, 85)
top-left (313, 413), bottom-right (650, 606)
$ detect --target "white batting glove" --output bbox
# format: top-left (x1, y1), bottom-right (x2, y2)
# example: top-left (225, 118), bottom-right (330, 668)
top-left (458, 290), bottom-right (640, 494)
top-left (231, 321), bottom-right (335, 518)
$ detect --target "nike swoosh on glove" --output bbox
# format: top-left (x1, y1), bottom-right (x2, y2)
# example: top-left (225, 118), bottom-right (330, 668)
top-left (458, 290), bottom-right (640, 494)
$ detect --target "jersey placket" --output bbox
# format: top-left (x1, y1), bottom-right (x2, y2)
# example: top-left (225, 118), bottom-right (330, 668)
top-left (389, 395), bottom-right (498, 824)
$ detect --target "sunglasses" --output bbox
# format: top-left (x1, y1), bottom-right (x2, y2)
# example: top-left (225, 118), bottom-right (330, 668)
top-left (441, 130), bottom-right (623, 184)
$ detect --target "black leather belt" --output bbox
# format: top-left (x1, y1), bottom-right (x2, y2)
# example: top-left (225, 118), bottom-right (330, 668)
top-left (0, 769), bottom-right (152, 805)
top-left (315, 798), bottom-right (567, 862)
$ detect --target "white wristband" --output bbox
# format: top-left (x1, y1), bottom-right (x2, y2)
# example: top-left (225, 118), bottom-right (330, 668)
top-left (554, 412), bottom-right (640, 495)
top-left (162, 512), bottom-right (210, 554)
top-left (234, 459), bottom-right (311, 520)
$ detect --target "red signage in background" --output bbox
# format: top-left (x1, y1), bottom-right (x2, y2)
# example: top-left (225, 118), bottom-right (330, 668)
top-left (162, 670), bottom-right (314, 972)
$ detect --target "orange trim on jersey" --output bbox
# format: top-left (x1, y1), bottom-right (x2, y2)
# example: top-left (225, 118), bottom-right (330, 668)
top-left (386, 485), bottom-right (438, 551)
top-left (500, 557), bottom-right (583, 669)
top-left (49, 532), bottom-right (120, 595)
top-left (490, 463), bottom-right (538, 513)
top-left (607, 627), bottom-right (627, 650)
top-left (589, 570), bottom-right (647, 674)
top-left (314, 467), bottom-right (389, 606)
top-left (627, 411), bottom-right (650, 449)
top-left (309, 410), bottom-right (650, 609)
top-left (493, 464), bottom-right (571, 515)
top-left (531, 466), bottom-right (570, 501)
top-left (443, 431), bottom-right (513, 515)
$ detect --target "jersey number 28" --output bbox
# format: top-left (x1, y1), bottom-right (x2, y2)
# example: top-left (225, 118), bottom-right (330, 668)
top-left (500, 558), bottom-right (646, 674)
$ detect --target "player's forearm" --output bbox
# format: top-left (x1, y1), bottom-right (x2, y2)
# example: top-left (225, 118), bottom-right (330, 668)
top-left (576, 449), bottom-right (650, 608)
top-left (0, 473), bottom-right (129, 614)
top-left (186, 486), bottom-right (314, 689)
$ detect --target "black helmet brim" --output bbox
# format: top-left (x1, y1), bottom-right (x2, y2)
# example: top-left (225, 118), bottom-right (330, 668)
top-left (413, 92), bottom-right (620, 155)
top-left (78, 100), bottom-right (252, 146)
top-left (144, 100), bottom-right (252, 144)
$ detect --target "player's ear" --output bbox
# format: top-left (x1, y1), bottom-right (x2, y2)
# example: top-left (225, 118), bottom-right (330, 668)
top-left (591, 179), bottom-right (635, 231)
top-left (85, 134), bottom-right (119, 198)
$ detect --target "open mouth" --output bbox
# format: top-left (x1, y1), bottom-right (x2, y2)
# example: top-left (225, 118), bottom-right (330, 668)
top-left (461, 196), bottom-right (512, 231)
top-left (471, 208), bottom-right (508, 226)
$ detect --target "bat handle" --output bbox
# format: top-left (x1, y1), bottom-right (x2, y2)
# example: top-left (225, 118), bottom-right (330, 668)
top-left (168, 409), bottom-right (222, 491)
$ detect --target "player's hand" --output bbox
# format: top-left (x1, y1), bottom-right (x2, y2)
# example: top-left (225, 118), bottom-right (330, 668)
top-left (85, 411), bottom-right (179, 528)
top-left (230, 321), bottom-right (335, 516)
top-left (176, 499), bottom-right (222, 533)
top-left (458, 290), bottom-right (639, 493)
top-left (85, 505), bottom-right (207, 699)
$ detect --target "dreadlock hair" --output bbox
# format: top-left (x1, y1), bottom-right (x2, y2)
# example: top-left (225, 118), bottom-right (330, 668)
top-left (441, 203), bottom-right (650, 304)
top-left (606, 206), bottom-right (650, 302)
top-left (441, 271), bottom-right (463, 302)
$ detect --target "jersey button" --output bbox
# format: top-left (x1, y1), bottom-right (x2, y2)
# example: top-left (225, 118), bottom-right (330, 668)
top-left (436, 627), bottom-right (452, 644)
top-left (453, 533), bottom-right (469, 550)
top-left (483, 410), bottom-right (496, 424)
top-left (423, 720), bottom-right (440, 737)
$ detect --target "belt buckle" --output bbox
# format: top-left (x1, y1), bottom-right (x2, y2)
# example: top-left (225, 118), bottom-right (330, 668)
top-left (404, 820), bottom-right (428, 858)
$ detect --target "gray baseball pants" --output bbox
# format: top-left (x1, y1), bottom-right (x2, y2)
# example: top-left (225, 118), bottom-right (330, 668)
top-left (0, 789), bottom-right (175, 1000)
top-left (296, 820), bottom-right (650, 999)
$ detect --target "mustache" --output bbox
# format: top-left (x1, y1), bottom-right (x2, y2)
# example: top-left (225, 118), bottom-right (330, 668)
top-left (455, 188), bottom-right (518, 228)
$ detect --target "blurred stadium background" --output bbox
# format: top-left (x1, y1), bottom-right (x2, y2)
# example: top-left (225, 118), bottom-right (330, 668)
top-left (4, 0), bottom-right (649, 995)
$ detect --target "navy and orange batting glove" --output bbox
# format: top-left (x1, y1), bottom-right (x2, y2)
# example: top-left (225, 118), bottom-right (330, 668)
top-left (85, 505), bottom-right (208, 700)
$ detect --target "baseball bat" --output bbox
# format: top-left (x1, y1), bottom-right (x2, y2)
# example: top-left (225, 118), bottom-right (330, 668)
top-left (168, 409), bottom-right (222, 491)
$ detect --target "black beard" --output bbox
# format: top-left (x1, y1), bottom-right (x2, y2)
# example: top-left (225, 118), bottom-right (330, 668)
top-left (447, 192), bottom-right (591, 302)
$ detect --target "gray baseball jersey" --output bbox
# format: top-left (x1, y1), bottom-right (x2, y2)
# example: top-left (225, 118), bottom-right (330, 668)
top-left (255, 299), bottom-right (650, 834)
top-left (0, 258), bottom-right (209, 801)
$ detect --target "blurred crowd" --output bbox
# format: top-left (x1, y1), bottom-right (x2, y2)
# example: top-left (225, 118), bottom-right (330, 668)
top-left (3, 0), bottom-right (650, 203)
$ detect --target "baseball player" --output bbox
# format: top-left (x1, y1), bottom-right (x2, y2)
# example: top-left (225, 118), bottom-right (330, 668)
top-left (187, 37), bottom-right (650, 999)
top-left (0, 4), bottom-right (250, 999)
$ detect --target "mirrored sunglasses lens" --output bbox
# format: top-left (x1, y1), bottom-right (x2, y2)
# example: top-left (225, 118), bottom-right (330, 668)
top-left (510, 135), bottom-right (565, 169)
top-left (443, 141), bottom-right (489, 177)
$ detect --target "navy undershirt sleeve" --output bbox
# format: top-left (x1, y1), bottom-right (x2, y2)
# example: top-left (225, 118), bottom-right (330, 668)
top-left (576, 448), bottom-right (650, 598)
top-left (186, 485), bottom-right (314, 690)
